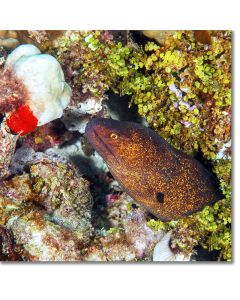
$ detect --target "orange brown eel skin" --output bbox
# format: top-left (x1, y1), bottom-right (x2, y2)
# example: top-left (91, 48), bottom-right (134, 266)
top-left (85, 118), bottom-right (222, 221)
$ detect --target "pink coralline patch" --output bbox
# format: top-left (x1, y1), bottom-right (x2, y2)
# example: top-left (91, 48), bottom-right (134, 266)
top-left (105, 193), bottom-right (120, 206)
top-left (0, 68), bottom-right (29, 114)
top-left (181, 120), bottom-right (191, 127)
top-left (101, 31), bottom-right (114, 42)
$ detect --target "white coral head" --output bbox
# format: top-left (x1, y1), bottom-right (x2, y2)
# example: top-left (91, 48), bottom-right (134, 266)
top-left (5, 44), bottom-right (72, 127)
top-left (153, 231), bottom-right (190, 262)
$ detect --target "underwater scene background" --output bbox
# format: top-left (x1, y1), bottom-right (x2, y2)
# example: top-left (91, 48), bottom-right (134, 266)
top-left (0, 30), bottom-right (231, 262)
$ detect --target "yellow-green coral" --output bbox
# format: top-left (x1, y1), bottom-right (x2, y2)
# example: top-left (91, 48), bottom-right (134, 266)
top-left (137, 31), bottom-right (231, 260)
top-left (119, 31), bottom-right (231, 159)
top-left (120, 31), bottom-right (231, 260)
top-left (53, 31), bottom-right (140, 100)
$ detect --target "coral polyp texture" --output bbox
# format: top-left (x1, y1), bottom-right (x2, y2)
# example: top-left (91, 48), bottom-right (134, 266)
top-left (0, 30), bottom-right (231, 261)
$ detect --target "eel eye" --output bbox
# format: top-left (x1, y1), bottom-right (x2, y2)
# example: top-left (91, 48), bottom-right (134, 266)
top-left (110, 133), bottom-right (118, 139)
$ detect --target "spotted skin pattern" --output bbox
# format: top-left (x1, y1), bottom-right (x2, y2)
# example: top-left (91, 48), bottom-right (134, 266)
top-left (85, 118), bottom-right (222, 221)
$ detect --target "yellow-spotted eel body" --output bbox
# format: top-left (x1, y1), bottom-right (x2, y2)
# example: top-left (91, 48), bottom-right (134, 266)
top-left (85, 118), bottom-right (222, 221)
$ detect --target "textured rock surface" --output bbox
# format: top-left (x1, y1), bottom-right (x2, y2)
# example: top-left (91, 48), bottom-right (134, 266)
top-left (0, 121), bottom-right (18, 179)
top-left (83, 193), bottom-right (164, 262)
top-left (0, 152), bottom-right (93, 261)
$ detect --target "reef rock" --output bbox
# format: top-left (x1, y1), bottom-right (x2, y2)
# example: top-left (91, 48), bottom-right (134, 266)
top-left (0, 152), bottom-right (93, 261)
top-left (0, 225), bottom-right (22, 261)
top-left (0, 30), bottom-right (66, 51)
top-left (47, 136), bottom-right (108, 176)
top-left (83, 193), bottom-right (164, 261)
top-left (0, 121), bottom-right (18, 179)
top-left (142, 30), bottom-right (177, 44)
top-left (4, 206), bottom-right (83, 261)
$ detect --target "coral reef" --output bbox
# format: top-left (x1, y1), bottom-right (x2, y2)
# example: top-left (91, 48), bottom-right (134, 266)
top-left (19, 120), bottom-right (73, 153)
top-left (53, 30), bottom-right (231, 155)
top-left (0, 30), bottom-right (231, 261)
top-left (1, 203), bottom-right (83, 261)
top-left (126, 31), bottom-right (231, 260)
top-left (83, 192), bottom-right (192, 262)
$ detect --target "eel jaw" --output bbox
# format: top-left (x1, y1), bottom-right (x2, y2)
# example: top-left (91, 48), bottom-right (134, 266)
top-left (85, 125), bottom-right (119, 166)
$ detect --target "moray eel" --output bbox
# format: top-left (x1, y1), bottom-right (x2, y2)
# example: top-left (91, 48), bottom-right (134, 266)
top-left (85, 118), bottom-right (222, 221)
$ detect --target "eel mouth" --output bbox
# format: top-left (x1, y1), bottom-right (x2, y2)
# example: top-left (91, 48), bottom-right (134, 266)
top-left (85, 121), bottom-right (119, 165)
